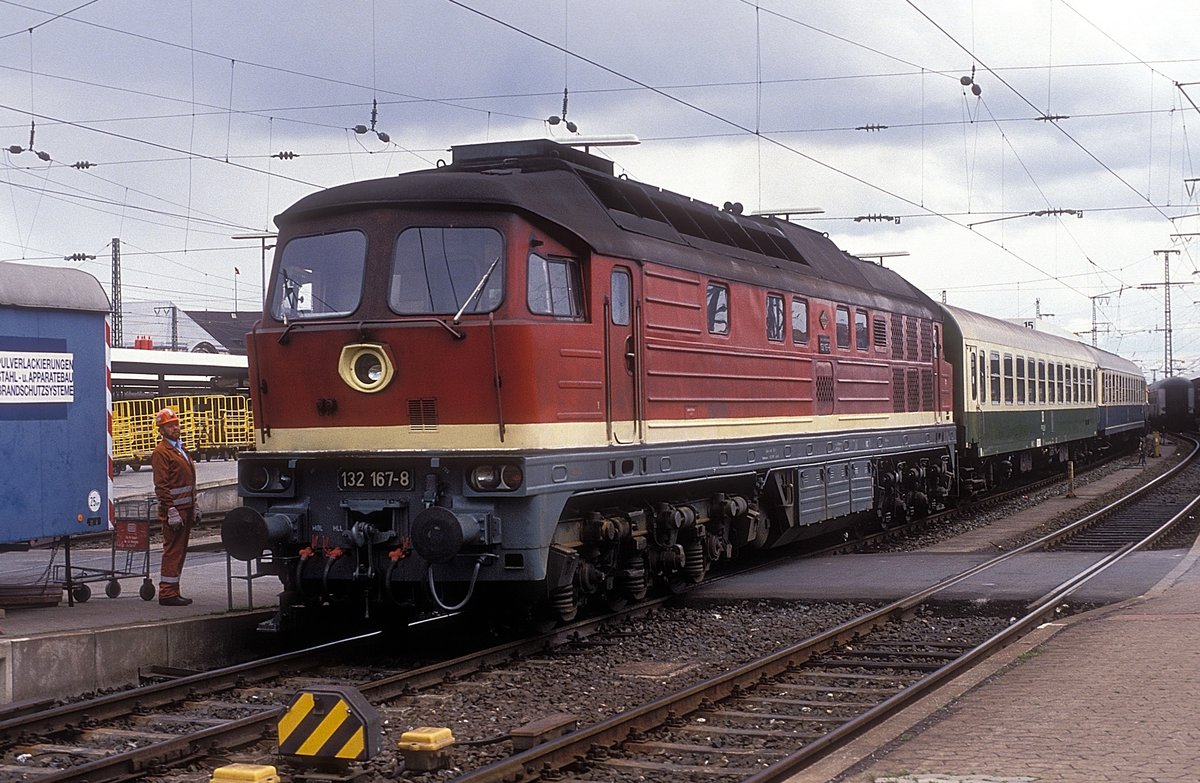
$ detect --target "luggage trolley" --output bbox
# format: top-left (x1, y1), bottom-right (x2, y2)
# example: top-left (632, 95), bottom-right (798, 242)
top-left (56, 498), bottom-right (157, 602)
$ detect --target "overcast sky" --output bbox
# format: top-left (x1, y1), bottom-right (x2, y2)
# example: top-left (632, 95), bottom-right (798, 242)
top-left (2, 0), bottom-right (1198, 377)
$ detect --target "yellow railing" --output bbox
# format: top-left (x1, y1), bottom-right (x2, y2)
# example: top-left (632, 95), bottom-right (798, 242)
top-left (113, 394), bottom-right (254, 472)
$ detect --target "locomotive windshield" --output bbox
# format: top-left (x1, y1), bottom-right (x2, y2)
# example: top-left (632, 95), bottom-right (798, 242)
top-left (270, 230), bottom-right (366, 322)
top-left (390, 227), bottom-right (504, 315)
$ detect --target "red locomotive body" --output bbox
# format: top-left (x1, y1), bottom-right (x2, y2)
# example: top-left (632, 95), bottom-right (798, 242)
top-left (224, 139), bottom-right (957, 628)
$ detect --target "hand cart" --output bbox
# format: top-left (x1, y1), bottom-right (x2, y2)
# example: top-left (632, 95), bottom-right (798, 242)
top-left (55, 497), bottom-right (157, 602)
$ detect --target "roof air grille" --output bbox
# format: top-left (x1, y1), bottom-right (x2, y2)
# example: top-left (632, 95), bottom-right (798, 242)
top-left (580, 172), bottom-right (807, 265)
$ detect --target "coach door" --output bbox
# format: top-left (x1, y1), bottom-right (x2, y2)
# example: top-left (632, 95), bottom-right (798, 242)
top-left (605, 267), bottom-right (640, 443)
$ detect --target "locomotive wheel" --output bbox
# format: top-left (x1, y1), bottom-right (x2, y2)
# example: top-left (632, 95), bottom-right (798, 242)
top-left (105, 579), bottom-right (122, 598)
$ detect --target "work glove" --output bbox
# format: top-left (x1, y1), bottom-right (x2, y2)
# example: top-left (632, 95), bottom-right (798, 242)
top-left (167, 507), bottom-right (183, 528)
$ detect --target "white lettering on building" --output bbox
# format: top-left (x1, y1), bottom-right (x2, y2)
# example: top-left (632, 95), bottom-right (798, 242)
top-left (0, 351), bottom-right (75, 403)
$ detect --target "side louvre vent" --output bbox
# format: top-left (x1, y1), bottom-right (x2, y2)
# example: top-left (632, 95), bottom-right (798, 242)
top-left (907, 369), bottom-right (921, 412)
top-left (815, 375), bottom-right (835, 403)
top-left (892, 368), bottom-right (906, 412)
top-left (408, 398), bottom-right (438, 431)
top-left (873, 317), bottom-right (888, 348)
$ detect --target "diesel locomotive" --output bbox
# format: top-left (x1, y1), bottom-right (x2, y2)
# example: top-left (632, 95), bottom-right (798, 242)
top-left (222, 138), bottom-right (1146, 629)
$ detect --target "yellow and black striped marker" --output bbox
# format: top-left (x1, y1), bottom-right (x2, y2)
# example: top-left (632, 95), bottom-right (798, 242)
top-left (277, 686), bottom-right (381, 762)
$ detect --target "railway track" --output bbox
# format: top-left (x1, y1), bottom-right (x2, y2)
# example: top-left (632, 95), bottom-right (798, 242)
top-left (453, 435), bottom-right (1200, 783)
top-left (0, 440), bottom-right (1190, 783)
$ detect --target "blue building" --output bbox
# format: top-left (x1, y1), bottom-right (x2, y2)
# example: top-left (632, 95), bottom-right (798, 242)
top-left (0, 262), bottom-right (111, 545)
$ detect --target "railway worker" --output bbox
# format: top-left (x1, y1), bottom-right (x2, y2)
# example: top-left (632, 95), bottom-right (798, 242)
top-left (152, 407), bottom-right (196, 606)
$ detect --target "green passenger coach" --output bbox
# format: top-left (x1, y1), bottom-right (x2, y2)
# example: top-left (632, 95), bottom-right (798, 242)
top-left (939, 304), bottom-right (1142, 494)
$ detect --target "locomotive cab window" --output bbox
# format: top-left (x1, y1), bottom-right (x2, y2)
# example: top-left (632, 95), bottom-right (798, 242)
top-left (528, 252), bottom-right (584, 318)
top-left (855, 310), bottom-right (869, 351)
top-left (272, 229), bottom-right (367, 321)
top-left (611, 268), bottom-right (631, 326)
top-left (836, 306), bottom-right (851, 348)
top-left (766, 293), bottom-right (785, 342)
top-left (791, 297), bottom-right (809, 344)
top-left (706, 282), bottom-right (729, 335)
top-left (390, 227), bottom-right (504, 315)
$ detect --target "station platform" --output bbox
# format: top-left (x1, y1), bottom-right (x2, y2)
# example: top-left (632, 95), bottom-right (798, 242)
top-left (0, 460), bottom-right (269, 705)
top-left (793, 523), bottom-right (1200, 782)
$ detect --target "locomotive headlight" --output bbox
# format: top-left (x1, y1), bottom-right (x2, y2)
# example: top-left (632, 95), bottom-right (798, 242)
top-left (239, 460), bottom-right (296, 494)
top-left (243, 464), bottom-right (273, 493)
top-left (355, 353), bottom-right (384, 384)
top-left (468, 463), bottom-right (524, 492)
top-left (470, 465), bottom-right (500, 490)
top-left (338, 343), bottom-right (395, 393)
top-left (500, 464), bottom-right (524, 489)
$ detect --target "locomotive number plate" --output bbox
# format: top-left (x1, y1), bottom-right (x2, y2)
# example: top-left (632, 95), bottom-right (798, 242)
top-left (337, 467), bottom-right (413, 491)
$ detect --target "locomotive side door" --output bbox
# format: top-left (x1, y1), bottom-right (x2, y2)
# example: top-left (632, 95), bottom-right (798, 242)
top-left (605, 266), bottom-right (640, 443)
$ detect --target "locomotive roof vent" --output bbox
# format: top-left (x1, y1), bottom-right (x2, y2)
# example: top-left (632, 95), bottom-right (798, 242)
top-left (450, 139), bottom-right (615, 176)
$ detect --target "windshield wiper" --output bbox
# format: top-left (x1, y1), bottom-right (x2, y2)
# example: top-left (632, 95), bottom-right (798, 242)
top-left (453, 256), bottom-right (501, 325)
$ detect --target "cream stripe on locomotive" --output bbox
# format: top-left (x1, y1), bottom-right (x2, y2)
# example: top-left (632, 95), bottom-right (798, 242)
top-left (255, 410), bottom-right (950, 453)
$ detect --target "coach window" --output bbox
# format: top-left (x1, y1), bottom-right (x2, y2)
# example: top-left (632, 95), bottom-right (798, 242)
top-left (836, 306), bottom-right (851, 348)
top-left (274, 229), bottom-right (366, 321)
top-left (1055, 364), bottom-right (1063, 403)
top-left (766, 294), bottom-right (785, 342)
top-left (1038, 360), bottom-right (1046, 403)
top-left (390, 227), bottom-right (503, 316)
top-left (791, 297), bottom-right (809, 344)
top-left (979, 353), bottom-right (988, 402)
top-left (1070, 366), bottom-right (1077, 402)
top-left (611, 269), bottom-right (631, 326)
top-left (970, 351), bottom-right (978, 401)
top-left (706, 282), bottom-right (730, 335)
top-left (1003, 354), bottom-right (1014, 403)
top-left (1026, 357), bottom-right (1036, 402)
top-left (1016, 357), bottom-right (1026, 403)
top-left (854, 310), bottom-right (869, 350)
top-left (528, 252), bottom-right (584, 318)
top-left (989, 351), bottom-right (1001, 404)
